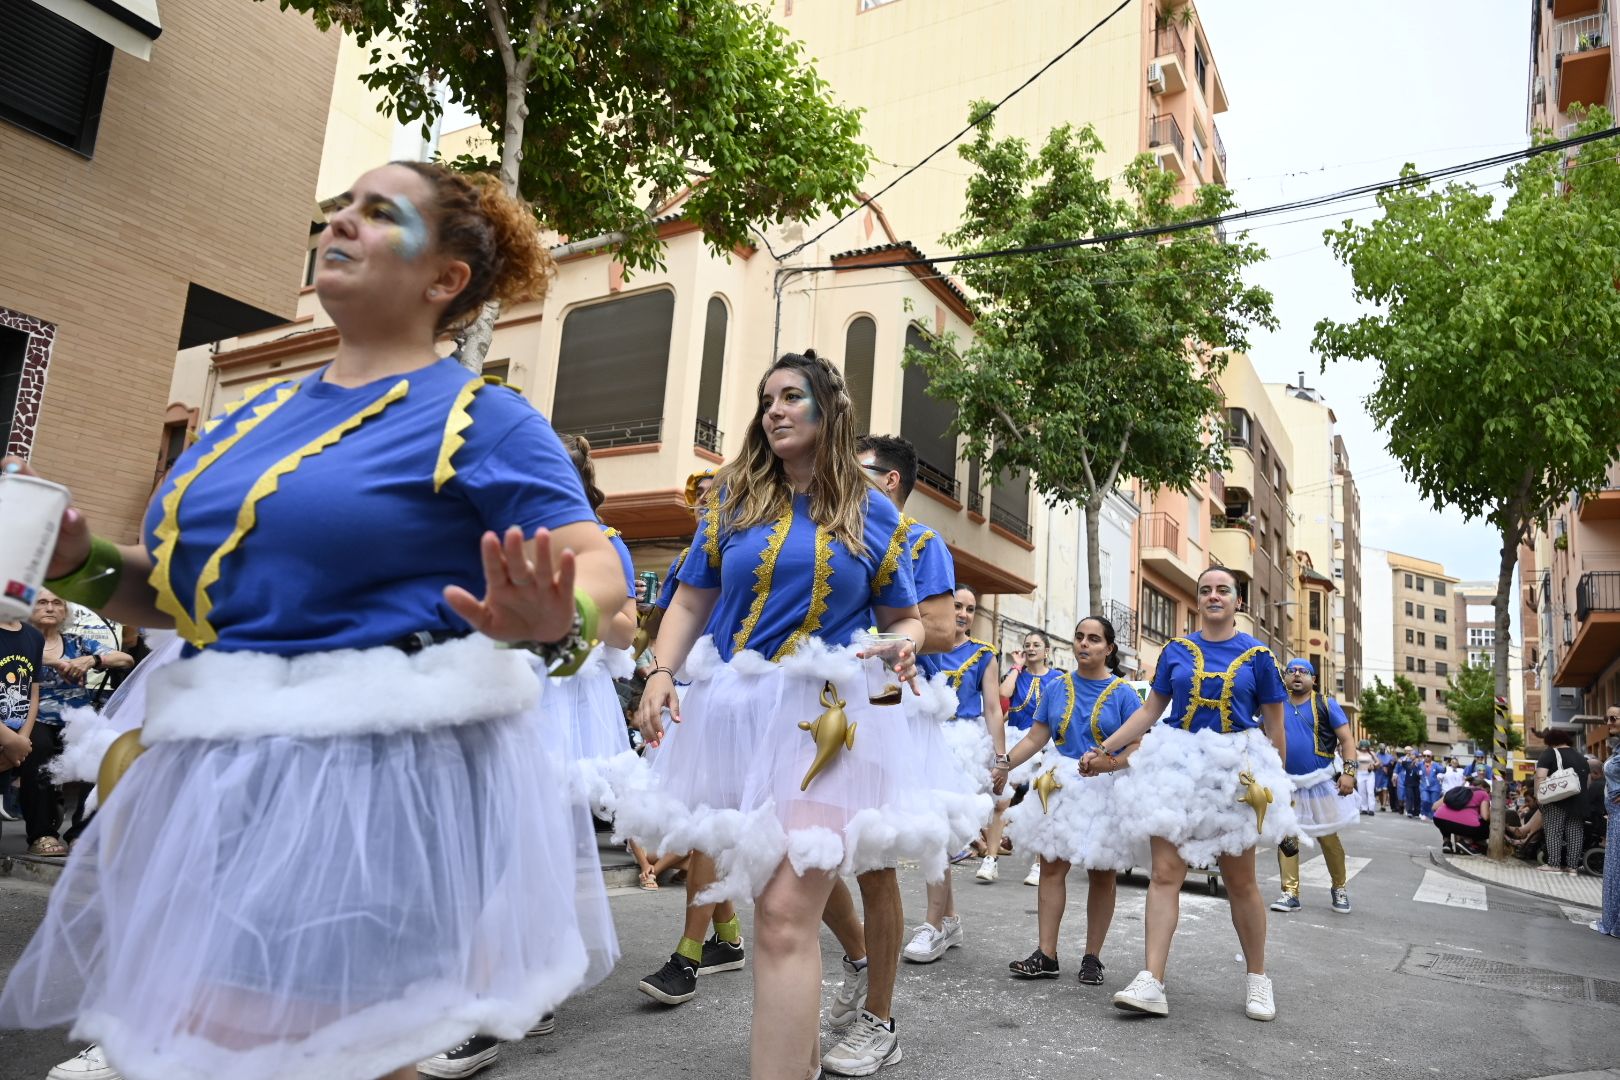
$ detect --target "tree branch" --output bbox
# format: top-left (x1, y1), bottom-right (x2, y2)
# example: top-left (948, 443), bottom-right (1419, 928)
top-left (994, 404), bottom-right (1028, 442)
top-left (1098, 422), bottom-right (1134, 495)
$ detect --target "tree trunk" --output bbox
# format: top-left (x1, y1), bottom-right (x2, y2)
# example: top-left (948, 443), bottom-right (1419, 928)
top-left (1486, 520), bottom-right (1517, 860)
top-left (1084, 494), bottom-right (1104, 620)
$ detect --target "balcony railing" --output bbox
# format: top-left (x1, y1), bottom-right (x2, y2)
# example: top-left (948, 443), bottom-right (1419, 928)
top-left (967, 488), bottom-right (983, 515)
top-left (1576, 570), bottom-right (1620, 621)
top-left (563, 416), bottom-right (661, 449)
top-left (1208, 469), bottom-right (1225, 505)
top-left (694, 415), bottom-right (723, 454)
top-left (990, 503), bottom-right (1031, 541)
top-left (1154, 20), bottom-right (1186, 66)
top-left (916, 459), bottom-right (958, 500)
top-left (1213, 122), bottom-right (1227, 173)
top-left (1106, 599), bottom-right (1138, 649)
top-left (1148, 114), bottom-right (1185, 161)
top-left (1555, 11), bottom-right (1608, 56)
top-left (1140, 511), bottom-right (1181, 552)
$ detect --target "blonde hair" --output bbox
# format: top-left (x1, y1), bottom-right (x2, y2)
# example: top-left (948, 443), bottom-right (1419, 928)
top-left (711, 350), bottom-right (873, 558)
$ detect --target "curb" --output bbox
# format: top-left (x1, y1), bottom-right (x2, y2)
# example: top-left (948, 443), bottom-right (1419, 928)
top-left (1429, 849), bottom-right (1601, 912)
top-left (0, 853), bottom-right (65, 887)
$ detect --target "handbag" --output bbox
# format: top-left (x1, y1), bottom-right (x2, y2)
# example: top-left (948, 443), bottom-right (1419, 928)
top-left (1536, 748), bottom-right (1583, 804)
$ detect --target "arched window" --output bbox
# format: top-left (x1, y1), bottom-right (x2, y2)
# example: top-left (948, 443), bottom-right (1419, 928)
top-left (900, 325), bottom-right (958, 498)
top-left (553, 289), bottom-right (675, 447)
top-left (695, 296), bottom-right (727, 452)
top-left (843, 316), bottom-right (875, 436)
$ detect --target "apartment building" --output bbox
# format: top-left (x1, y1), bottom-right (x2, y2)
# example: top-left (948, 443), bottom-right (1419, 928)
top-left (1266, 378), bottom-right (1364, 721)
top-left (1517, 544), bottom-right (1545, 754)
top-left (1528, 0), bottom-right (1615, 144)
top-left (0, 0), bottom-right (338, 541)
top-left (1387, 552), bottom-right (1463, 750)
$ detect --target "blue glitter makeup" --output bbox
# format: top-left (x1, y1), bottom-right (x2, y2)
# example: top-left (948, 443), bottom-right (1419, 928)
top-left (390, 194), bottom-right (429, 261)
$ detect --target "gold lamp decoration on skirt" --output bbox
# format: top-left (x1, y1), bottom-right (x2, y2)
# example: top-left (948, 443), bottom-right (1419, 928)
top-left (97, 729), bottom-right (148, 803)
top-left (1235, 769), bottom-right (1272, 832)
top-left (1032, 766), bottom-right (1063, 814)
top-left (798, 681), bottom-right (856, 791)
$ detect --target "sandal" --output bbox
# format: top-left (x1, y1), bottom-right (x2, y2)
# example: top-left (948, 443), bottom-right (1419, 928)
top-left (28, 837), bottom-right (68, 858)
top-left (639, 869), bottom-right (659, 891)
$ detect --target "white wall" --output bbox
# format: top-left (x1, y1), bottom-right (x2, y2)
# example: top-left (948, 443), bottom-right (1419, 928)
top-left (1361, 546), bottom-right (1394, 692)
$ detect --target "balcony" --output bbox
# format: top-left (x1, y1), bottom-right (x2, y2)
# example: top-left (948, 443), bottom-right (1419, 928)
top-left (1208, 469), bottom-right (1225, 506)
top-left (1140, 511), bottom-right (1200, 594)
top-left (1554, 570), bottom-right (1620, 684)
top-left (1212, 122), bottom-right (1227, 179)
top-left (1226, 445), bottom-right (1255, 498)
top-left (1209, 520), bottom-right (1256, 574)
top-left (1149, 114), bottom-right (1186, 177)
top-left (1575, 466), bottom-right (1620, 520)
top-left (1555, 11), bottom-right (1611, 112)
top-left (1553, 0), bottom-right (1603, 17)
top-left (1106, 599), bottom-right (1138, 650)
top-left (990, 502), bottom-right (1032, 542)
top-left (1150, 21), bottom-right (1189, 95)
top-left (916, 458), bottom-right (959, 501)
top-left (563, 415), bottom-right (661, 449)
top-left (694, 416), bottom-right (723, 454)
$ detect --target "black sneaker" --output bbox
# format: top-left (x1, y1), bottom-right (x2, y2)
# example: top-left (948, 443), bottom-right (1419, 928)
top-left (698, 934), bottom-right (746, 975)
top-left (1078, 953), bottom-right (1106, 985)
top-left (638, 953), bottom-right (699, 1005)
top-left (526, 1011), bottom-right (556, 1037)
top-left (418, 1035), bottom-right (501, 1079)
top-left (1008, 947), bottom-right (1060, 979)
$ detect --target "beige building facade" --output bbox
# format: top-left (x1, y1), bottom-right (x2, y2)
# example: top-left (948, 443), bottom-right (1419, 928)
top-left (0, 0), bottom-right (338, 542)
top-left (1387, 552), bottom-right (1462, 749)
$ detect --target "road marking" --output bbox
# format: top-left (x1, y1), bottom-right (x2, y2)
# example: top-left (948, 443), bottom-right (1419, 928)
top-left (1297, 854), bottom-right (1371, 890)
top-left (1413, 868), bottom-right (1487, 910)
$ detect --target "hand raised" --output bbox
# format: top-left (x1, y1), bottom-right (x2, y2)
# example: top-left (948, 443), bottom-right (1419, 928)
top-left (444, 526), bottom-right (578, 644)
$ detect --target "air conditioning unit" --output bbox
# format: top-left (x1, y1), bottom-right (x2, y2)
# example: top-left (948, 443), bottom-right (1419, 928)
top-left (1147, 63), bottom-right (1165, 93)
top-left (1555, 687), bottom-right (1580, 710)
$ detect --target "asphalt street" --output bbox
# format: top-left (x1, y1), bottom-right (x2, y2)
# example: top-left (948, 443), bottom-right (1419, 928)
top-left (2, 812), bottom-right (1616, 1080)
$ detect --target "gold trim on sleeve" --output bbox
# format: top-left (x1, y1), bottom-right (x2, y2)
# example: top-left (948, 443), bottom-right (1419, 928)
top-left (433, 375), bottom-right (500, 492)
top-left (775, 526), bottom-right (833, 660)
top-left (1089, 677), bottom-right (1129, 747)
top-left (1052, 674), bottom-right (1080, 746)
top-left (870, 514), bottom-right (910, 597)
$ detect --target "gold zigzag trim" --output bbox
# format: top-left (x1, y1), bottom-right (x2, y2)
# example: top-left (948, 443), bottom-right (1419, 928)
top-left (1008, 669), bottom-right (1042, 717)
top-left (189, 380), bottom-right (411, 646)
top-left (909, 527), bottom-right (937, 561)
top-left (433, 375), bottom-right (500, 492)
top-left (149, 382), bottom-right (299, 645)
top-left (1053, 673), bottom-right (1080, 746)
top-left (871, 515), bottom-right (909, 597)
top-left (703, 496), bottom-right (723, 568)
top-left (733, 509), bottom-right (792, 655)
top-left (1089, 677), bottom-right (1129, 747)
top-left (1171, 637), bottom-right (1273, 733)
top-left (199, 378), bottom-right (289, 437)
top-left (775, 525), bottom-right (833, 660)
top-left (942, 637), bottom-right (996, 688)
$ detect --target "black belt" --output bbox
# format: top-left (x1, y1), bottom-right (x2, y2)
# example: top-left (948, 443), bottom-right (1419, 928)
top-left (388, 629), bottom-right (472, 655)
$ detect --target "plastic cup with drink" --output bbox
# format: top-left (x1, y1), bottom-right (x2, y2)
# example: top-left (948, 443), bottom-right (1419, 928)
top-left (856, 630), bottom-right (911, 706)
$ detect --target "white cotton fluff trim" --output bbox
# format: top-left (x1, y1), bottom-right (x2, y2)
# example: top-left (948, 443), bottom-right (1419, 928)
top-left (142, 636), bottom-right (537, 742)
top-left (572, 749), bottom-right (653, 820)
top-left (45, 707), bottom-right (128, 787)
top-left (568, 643), bottom-right (635, 681)
top-left (1008, 746), bottom-right (1044, 788)
top-left (939, 719), bottom-right (994, 794)
top-left (938, 789), bottom-right (995, 853)
top-left (1005, 771), bottom-right (1146, 870)
top-left (906, 672), bottom-right (961, 725)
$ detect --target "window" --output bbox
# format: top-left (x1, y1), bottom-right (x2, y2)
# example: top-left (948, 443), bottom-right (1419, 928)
top-left (1406, 655), bottom-right (1416, 672)
top-left (1436, 661), bottom-right (1449, 678)
top-left (1194, 41), bottom-right (1209, 94)
top-left (1417, 658), bottom-right (1427, 674)
top-left (1309, 591), bottom-right (1322, 631)
top-left (1224, 408), bottom-right (1252, 446)
top-left (1467, 627), bottom-right (1495, 648)
top-left (1258, 588), bottom-right (1271, 631)
top-left (1273, 461), bottom-right (1284, 493)
top-left (552, 290), bottom-right (675, 446)
top-left (694, 297), bottom-right (728, 452)
top-left (1435, 634), bottom-right (1448, 650)
top-left (1418, 686), bottom-right (1428, 702)
top-left (1437, 690), bottom-right (1447, 705)
top-left (843, 316), bottom-right (875, 437)
top-left (901, 326), bottom-right (958, 497)
top-left (0, 2), bottom-right (112, 157)
top-left (1336, 675), bottom-right (1345, 694)
top-left (966, 455), bottom-right (982, 515)
top-left (1417, 604), bottom-right (1428, 619)
top-left (1417, 631), bottom-right (1427, 646)
top-left (860, 0), bottom-right (901, 9)
top-left (1310, 653), bottom-right (1322, 676)
top-left (1434, 608), bottom-right (1447, 624)
top-left (1405, 628), bottom-right (1415, 645)
top-left (1142, 585), bottom-right (1176, 644)
top-left (1335, 632), bottom-right (1345, 653)
top-left (481, 359), bottom-right (510, 384)
top-left (0, 325), bottom-right (25, 452)
top-left (990, 467), bottom-right (1031, 540)
top-left (1404, 573), bottom-right (1414, 589)
top-left (1334, 559), bottom-right (1344, 580)
top-left (1416, 576), bottom-right (1426, 593)
top-left (1405, 601), bottom-right (1415, 617)
top-left (1191, 131), bottom-right (1206, 173)
top-left (1433, 581), bottom-right (1446, 597)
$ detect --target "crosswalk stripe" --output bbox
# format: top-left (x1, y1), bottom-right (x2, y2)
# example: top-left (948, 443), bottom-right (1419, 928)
top-left (1297, 855), bottom-right (1371, 890)
top-left (1413, 868), bottom-right (1488, 910)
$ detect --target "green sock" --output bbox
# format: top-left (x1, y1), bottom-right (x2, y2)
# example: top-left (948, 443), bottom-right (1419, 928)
top-left (676, 936), bottom-right (703, 964)
top-left (714, 915), bottom-right (742, 944)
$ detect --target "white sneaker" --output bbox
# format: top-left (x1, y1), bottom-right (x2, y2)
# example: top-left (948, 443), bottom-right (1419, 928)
top-left (1023, 861), bottom-right (1041, 886)
top-left (1244, 972), bottom-right (1277, 1021)
top-left (902, 923), bottom-right (948, 964)
top-left (827, 955), bottom-right (869, 1030)
top-left (1112, 970), bottom-right (1169, 1016)
top-left (938, 914), bottom-right (963, 951)
top-left (48, 1046), bottom-right (121, 1080)
top-left (820, 1009), bottom-right (902, 1076)
top-left (976, 856), bottom-right (999, 882)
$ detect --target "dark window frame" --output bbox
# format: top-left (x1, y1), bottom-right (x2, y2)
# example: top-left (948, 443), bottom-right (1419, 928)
top-left (0, 2), bottom-right (114, 158)
top-left (551, 289), bottom-right (676, 448)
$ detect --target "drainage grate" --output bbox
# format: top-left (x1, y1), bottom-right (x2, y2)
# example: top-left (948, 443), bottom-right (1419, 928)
top-left (1399, 946), bottom-right (1620, 1009)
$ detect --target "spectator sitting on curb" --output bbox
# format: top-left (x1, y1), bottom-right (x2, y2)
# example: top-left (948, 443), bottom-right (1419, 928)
top-left (1433, 775), bottom-right (1491, 855)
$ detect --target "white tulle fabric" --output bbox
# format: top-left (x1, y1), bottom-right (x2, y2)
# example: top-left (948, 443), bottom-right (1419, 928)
top-left (935, 716), bottom-right (994, 796)
top-left (903, 674), bottom-right (994, 857)
top-left (0, 641), bottom-right (615, 1080)
top-left (536, 645), bottom-right (651, 818)
top-left (1004, 763), bottom-right (1147, 871)
top-left (48, 632), bottom-right (185, 796)
top-left (614, 636), bottom-right (952, 903)
top-left (1111, 724), bottom-right (1302, 867)
top-left (1290, 766), bottom-right (1360, 838)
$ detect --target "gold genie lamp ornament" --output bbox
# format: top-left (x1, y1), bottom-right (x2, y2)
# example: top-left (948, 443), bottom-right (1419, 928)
top-left (1032, 766), bottom-right (1063, 814)
top-left (1235, 769), bottom-right (1272, 832)
top-left (799, 681), bottom-right (856, 790)
top-left (98, 729), bottom-right (148, 802)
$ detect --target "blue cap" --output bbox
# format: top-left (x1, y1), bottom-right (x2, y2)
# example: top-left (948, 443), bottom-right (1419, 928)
top-left (1285, 658), bottom-right (1315, 675)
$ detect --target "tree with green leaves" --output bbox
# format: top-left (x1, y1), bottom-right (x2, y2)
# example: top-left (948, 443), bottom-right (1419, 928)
top-left (1314, 108), bottom-right (1620, 856)
top-left (269, 0), bottom-right (868, 366)
top-left (1446, 660), bottom-right (1523, 752)
top-left (906, 108), bottom-right (1274, 613)
top-left (1357, 676), bottom-right (1428, 748)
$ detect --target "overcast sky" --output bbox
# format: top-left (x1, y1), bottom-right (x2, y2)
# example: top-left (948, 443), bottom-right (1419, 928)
top-left (1198, 0), bottom-right (1529, 583)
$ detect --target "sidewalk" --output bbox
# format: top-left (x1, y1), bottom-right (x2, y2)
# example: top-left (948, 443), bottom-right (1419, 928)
top-left (1440, 849), bottom-right (1602, 909)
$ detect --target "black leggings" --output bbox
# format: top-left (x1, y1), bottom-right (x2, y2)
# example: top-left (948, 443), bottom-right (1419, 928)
top-left (19, 723), bottom-right (65, 844)
top-left (1542, 801), bottom-right (1585, 870)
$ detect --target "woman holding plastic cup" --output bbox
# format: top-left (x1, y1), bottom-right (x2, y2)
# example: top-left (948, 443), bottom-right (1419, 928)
top-left (625, 348), bottom-right (938, 1080)
top-left (0, 162), bottom-right (628, 1080)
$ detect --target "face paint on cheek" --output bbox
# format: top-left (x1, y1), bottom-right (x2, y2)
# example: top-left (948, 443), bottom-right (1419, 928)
top-left (389, 194), bottom-right (429, 261)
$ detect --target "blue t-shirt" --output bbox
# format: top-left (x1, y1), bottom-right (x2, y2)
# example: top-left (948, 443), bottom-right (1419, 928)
top-left (1420, 761), bottom-right (1443, 793)
top-left (1006, 667), bottom-right (1063, 731)
top-left (655, 548), bottom-right (688, 610)
top-left (1281, 693), bottom-right (1350, 775)
top-left (35, 632), bottom-right (105, 727)
top-left (144, 359), bottom-right (597, 654)
top-left (603, 527), bottom-right (636, 599)
top-left (921, 637), bottom-right (996, 719)
top-left (904, 517), bottom-right (955, 602)
top-left (1150, 632), bottom-right (1286, 734)
top-left (1041, 672), bottom-right (1138, 759)
top-left (677, 489), bottom-right (917, 662)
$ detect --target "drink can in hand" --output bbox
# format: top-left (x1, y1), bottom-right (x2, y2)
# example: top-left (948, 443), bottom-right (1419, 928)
top-left (0, 474), bottom-right (71, 620)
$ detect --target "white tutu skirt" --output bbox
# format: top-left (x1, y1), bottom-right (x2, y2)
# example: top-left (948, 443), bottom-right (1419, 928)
top-left (614, 636), bottom-right (952, 902)
top-left (538, 646), bottom-right (650, 820)
top-left (0, 639), bottom-right (616, 1080)
top-left (1290, 766), bottom-right (1360, 838)
top-left (1005, 726), bottom-right (1042, 788)
top-left (1112, 725), bottom-right (1302, 867)
top-left (47, 632), bottom-right (186, 800)
top-left (904, 675), bottom-right (994, 853)
top-left (1004, 764), bottom-right (1147, 871)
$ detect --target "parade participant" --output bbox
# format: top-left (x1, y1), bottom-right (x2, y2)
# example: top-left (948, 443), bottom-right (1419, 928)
top-left (640, 469), bottom-right (716, 653)
top-left (999, 630), bottom-right (1063, 886)
top-left (1376, 745), bottom-right (1394, 812)
top-left (1419, 749), bottom-right (1443, 820)
top-left (625, 349), bottom-right (935, 1080)
top-left (0, 162), bottom-right (627, 1080)
top-left (997, 616), bottom-right (1140, 986)
top-left (1592, 705), bottom-right (1620, 938)
top-left (903, 585), bottom-right (1004, 964)
top-left (1080, 565), bottom-right (1292, 1022)
top-left (1402, 748), bottom-right (1422, 818)
top-left (1355, 741), bottom-right (1377, 815)
top-left (815, 433), bottom-right (972, 1077)
top-left (1268, 659), bottom-right (1358, 916)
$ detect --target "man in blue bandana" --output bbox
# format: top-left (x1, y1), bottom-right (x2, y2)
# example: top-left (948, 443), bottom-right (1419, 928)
top-left (1270, 659), bottom-right (1359, 915)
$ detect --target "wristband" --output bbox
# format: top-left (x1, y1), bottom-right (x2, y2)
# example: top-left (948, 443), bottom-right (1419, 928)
top-left (1341, 760), bottom-right (1358, 775)
top-left (44, 535), bottom-right (122, 610)
top-left (647, 666), bottom-right (676, 682)
top-left (509, 588), bottom-right (598, 677)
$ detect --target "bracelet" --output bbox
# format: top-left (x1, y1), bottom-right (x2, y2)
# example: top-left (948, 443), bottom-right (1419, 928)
top-left (508, 588), bottom-right (598, 677)
top-left (646, 666), bottom-right (676, 682)
top-left (44, 535), bottom-right (122, 610)
top-left (1342, 760), bottom-right (1358, 775)
top-left (994, 753), bottom-right (1011, 766)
